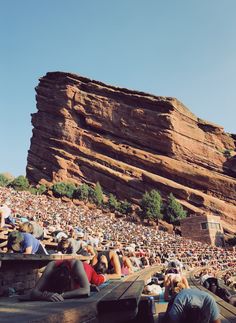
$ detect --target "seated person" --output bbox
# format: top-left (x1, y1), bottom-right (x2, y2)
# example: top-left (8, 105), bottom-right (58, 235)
top-left (19, 221), bottom-right (44, 240)
top-left (29, 259), bottom-right (90, 302)
top-left (7, 231), bottom-right (48, 255)
top-left (229, 295), bottom-right (236, 307)
top-left (140, 256), bottom-right (150, 268)
top-left (164, 268), bottom-right (182, 281)
top-left (82, 261), bottom-right (108, 286)
top-left (57, 237), bottom-right (85, 255)
top-left (200, 269), bottom-right (216, 286)
top-left (0, 204), bottom-right (15, 228)
top-left (167, 259), bottom-right (183, 274)
top-left (120, 255), bottom-right (134, 275)
top-left (51, 230), bottom-right (68, 242)
top-left (0, 210), bottom-right (4, 228)
top-left (164, 287), bottom-right (221, 323)
top-left (91, 250), bottom-right (122, 280)
top-left (143, 283), bottom-right (162, 296)
top-left (203, 277), bottom-right (219, 294)
top-left (128, 253), bottom-right (142, 270)
top-left (57, 237), bottom-right (96, 257)
top-left (215, 286), bottom-right (231, 303)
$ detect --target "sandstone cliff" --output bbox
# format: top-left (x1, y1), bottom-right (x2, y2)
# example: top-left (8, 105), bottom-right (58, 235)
top-left (27, 72), bottom-right (236, 232)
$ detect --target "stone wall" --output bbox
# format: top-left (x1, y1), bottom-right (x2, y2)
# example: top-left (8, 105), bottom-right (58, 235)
top-left (180, 214), bottom-right (224, 246)
top-left (0, 262), bottom-right (41, 296)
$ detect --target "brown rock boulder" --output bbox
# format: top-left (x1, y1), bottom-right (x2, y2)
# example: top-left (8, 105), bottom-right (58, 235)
top-left (27, 72), bottom-right (236, 232)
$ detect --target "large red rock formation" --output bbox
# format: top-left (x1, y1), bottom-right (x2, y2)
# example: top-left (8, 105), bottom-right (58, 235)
top-left (26, 72), bottom-right (236, 232)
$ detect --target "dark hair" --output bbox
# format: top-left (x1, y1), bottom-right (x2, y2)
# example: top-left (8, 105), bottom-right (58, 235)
top-left (94, 261), bottom-right (107, 274)
top-left (47, 263), bottom-right (72, 294)
top-left (141, 257), bottom-right (148, 266)
top-left (165, 268), bottom-right (178, 274)
top-left (78, 248), bottom-right (90, 257)
top-left (57, 238), bottom-right (71, 254)
top-left (170, 261), bottom-right (177, 268)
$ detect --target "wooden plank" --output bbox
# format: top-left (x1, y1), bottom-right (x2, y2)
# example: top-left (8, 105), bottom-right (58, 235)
top-left (97, 280), bottom-right (144, 314)
top-left (0, 253), bottom-right (92, 262)
top-left (120, 280), bottom-right (144, 301)
top-left (98, 281), bottom-right (135, 302)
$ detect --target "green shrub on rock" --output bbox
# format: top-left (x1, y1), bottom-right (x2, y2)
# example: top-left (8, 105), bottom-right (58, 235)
top-left (0, 173), bottom-right (12, 187)
top-left (118, 200), bottom-right (132, 215)
top-left (89, 182), bottom-right (104, 206)
top-left (141, 190), bottom-right (163, 220)
top-left (36, 184), bottom-right (47, 195)
top-left (74, 183), bottom-right (90, 201)
top-left (164, 193), bottom-right (187, 224)
top-left (9, 175), bottom-right (29, 191)
top-left (28, 184), bottom-right (47, 195)
top-left (108, 194), bottom-right (120, 212)
top-left (52, 182), bottom-right (76, 198)
top-left (28, 187), bottom-right (38, 195)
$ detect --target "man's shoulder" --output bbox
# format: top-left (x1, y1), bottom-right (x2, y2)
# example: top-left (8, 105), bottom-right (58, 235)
top-left (177, 288), bottom-right (202, 299)
top-left (177, 288), bottom-right (215, 303)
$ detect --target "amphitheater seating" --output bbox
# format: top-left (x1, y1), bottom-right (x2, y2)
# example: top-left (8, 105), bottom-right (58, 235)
top-left (0, 264), bottom-right (160, 323)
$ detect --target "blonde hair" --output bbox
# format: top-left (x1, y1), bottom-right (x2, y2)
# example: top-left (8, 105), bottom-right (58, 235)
top-left (19, 222), bottom-right (33, 234)
top-left (173, 281), bottom-right (187, 294)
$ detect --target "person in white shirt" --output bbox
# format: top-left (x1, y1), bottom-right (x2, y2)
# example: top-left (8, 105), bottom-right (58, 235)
top-left (0, 203), bottom-right (14, 227)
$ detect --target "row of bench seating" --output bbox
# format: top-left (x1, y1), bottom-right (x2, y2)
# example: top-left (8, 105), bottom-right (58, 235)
top-left (0, 253), bottom-right (161, 323)
top-left (1, 253), bottom-right (235, 323)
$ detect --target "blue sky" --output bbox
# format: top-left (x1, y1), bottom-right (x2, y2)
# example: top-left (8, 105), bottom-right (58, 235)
top-left (0, 0), bottom-right (235, 177)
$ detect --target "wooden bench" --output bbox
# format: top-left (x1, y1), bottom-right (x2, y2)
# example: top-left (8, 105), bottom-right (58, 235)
top-left (0, 232), bottom-right (8, 241)
top-left (97, 279), bottom-right (144, 322)
top-left (97, 266), bottom-right (160, 322)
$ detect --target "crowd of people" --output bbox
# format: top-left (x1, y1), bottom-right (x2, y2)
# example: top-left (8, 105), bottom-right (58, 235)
top-left (0, 185), bottom-right (235, 321)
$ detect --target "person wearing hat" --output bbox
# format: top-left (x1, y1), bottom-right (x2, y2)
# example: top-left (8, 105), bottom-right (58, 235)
top-left (7, 231), bottom-right (48, 255)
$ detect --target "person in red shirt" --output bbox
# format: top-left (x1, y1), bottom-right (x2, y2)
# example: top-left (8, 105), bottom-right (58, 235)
top-left (82, 261), bottom-right (107, 286)
top-left (29, 259), bottom-right (106, 302)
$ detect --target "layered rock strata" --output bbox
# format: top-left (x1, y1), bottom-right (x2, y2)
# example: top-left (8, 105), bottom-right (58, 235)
top-left (27, 72), bottom-right (236, 232)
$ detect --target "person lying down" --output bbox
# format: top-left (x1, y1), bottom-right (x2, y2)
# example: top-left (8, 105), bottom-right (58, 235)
top-left (20, 259), bottom-right (107, 302)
